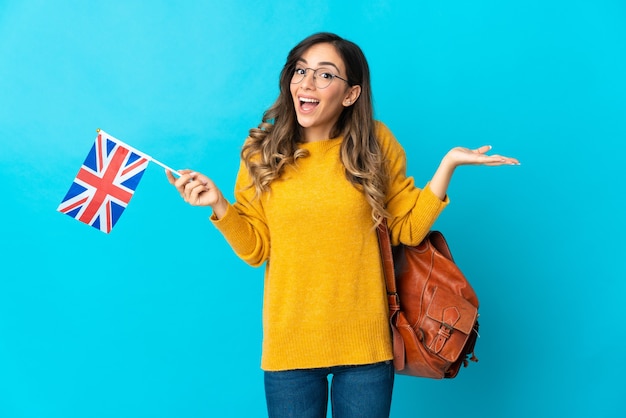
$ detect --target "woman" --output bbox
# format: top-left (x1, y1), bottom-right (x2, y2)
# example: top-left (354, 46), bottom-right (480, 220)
top-left (167, 32), bottom-right (518, 418)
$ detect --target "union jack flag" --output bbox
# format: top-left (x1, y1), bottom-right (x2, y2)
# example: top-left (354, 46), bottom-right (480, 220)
top-left (57, 130), bottom-right (149, 233)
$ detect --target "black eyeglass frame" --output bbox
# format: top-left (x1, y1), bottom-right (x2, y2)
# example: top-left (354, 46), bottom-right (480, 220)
top-left (290, 67), bottom-right (350, 89)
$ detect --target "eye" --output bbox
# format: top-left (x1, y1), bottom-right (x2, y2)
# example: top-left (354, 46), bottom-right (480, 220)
top-left (294, 68), bottom-right (306, 75)
top-left (318, 71), bottom-right (334, 80)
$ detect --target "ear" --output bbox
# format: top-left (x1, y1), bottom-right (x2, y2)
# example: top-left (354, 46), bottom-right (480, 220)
top-left (343, 85), bottom-right (362, 107)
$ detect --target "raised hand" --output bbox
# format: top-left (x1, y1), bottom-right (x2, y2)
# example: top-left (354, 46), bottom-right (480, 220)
top-left (444, 145), bottom-right (520, 167)
top-left (429, 146), bottom-right (520, 200)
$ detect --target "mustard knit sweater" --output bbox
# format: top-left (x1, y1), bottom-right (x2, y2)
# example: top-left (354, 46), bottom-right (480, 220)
top-left (211, 122), bottom-right (448, 371)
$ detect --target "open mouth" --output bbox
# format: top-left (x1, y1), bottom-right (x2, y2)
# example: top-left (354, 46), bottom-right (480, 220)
top-left (299, 97), bottom-right (320, 112)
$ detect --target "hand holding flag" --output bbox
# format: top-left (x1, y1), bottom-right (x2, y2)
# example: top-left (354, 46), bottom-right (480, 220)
top-left (166, 169), bottom-right (228, 218)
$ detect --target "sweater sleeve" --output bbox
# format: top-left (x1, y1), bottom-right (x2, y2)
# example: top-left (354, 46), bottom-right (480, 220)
top-left (377, 122), bottom-right (449, 246)
top-left (210, 160), bottom-right (271, 267)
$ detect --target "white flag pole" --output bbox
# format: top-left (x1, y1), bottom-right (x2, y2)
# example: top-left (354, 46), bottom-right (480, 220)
top-left (149, 157), bottom-right (182, 177)
top-left (96, 128), bottom-right (182, 177)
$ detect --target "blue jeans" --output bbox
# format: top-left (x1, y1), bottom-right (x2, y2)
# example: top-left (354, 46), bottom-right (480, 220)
top-left (264, 361), bottom-right (394, 418)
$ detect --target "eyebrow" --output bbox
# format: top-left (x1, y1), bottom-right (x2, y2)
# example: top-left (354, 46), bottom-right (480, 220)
top-left (296, 58), bottom-right (341, 73)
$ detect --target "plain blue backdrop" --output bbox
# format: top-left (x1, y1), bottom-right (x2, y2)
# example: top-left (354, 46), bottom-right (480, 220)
top-left (1, 1), bottom-right (625, 417)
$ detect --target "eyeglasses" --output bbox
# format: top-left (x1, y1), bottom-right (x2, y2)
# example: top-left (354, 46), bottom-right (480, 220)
top-left (291, 67), bottom-right (349, 89)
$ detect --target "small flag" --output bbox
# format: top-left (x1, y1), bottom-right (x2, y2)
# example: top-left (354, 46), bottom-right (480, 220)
top-left (57, 130), bottom-right (150, 233)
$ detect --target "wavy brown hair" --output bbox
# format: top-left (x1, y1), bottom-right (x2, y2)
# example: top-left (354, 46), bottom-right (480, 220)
top-left (241, 32), bottom-right (389, 225)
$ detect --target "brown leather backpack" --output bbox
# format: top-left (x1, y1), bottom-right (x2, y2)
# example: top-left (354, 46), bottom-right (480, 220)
top-left (377, 222), bottom-right (479, 379)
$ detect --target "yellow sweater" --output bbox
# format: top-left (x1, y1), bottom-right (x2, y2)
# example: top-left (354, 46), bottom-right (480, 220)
top-left (211, 121), bottom-right (448, 371)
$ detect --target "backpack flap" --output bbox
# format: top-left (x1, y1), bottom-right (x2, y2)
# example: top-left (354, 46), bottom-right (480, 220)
top-left (422, 287), bottom-right (478, 362)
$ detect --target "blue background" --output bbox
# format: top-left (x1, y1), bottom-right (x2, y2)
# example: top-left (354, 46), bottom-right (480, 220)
top-left (1, 1), bottom-right (625, 417)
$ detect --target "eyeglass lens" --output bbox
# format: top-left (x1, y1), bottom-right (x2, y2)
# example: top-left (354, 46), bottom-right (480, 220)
top-left (291, 68), bottom-right (337, 89)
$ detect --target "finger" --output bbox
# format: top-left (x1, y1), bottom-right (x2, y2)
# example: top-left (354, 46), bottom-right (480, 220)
top-left (176, 171), bottom-right (198, 189)
top-left (183, 176), bottom-right (209, 197)
top-left (165, 169), bottom-right (177, 185)
top-left (483, 155), bottom-right (520, 166)
top-left (487, 154), bottom-right (519, 162)
top-left (183, 178), bottom-right (199, 195)
top-left (176, 176), bottom-right (189, 190)
top-left (166, 168), bottom-right (191, 185)
top-left (188, 183), bottom-right (210, 205)
top-left (193, 172), bottom-right (212, 186)
top-left (474, 145), bottom-right (492, 155)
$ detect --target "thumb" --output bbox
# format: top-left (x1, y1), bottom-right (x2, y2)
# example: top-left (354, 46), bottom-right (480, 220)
top-left (475, 145), bottom-right (492, 155)
top-left (165, 169), bottom-right (177, 185)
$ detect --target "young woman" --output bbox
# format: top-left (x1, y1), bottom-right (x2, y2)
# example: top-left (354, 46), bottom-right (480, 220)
top-left (167, 32), bottom-right (518, 418)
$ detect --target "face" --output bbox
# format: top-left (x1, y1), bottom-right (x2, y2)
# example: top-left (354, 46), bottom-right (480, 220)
top-left (290, 43), bottom-right (361, 142)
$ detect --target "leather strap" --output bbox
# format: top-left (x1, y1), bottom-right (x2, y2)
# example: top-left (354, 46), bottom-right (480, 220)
top-left (376, 220), bottom-right (398, 312)
top-left (377, 220), bottom-right (405, 370)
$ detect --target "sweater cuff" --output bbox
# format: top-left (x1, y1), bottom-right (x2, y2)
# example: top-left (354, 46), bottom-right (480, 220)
top-left (424, 182), bottom-right (450, 206)
top-left (209, 202), bottom-right (235, 229)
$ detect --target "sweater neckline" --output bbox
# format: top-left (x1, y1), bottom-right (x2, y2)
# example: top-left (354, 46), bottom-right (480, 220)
top-left (299, 136), bottom-right (342, 153)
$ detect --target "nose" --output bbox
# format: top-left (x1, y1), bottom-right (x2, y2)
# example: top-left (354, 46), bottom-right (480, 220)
top-left (300, 70), bottom-right (315, 89)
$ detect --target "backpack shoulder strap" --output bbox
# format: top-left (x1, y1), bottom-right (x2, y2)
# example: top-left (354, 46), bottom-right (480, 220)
top-left (377, 220), bottom-right (399, 311)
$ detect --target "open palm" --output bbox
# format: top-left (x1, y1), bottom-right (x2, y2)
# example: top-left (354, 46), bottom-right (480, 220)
top-left (446, 145), bottom-right (519, 167)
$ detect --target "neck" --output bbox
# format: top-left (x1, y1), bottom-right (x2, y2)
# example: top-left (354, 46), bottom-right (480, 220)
top-left (302, 126), bottom-right (333, 143)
